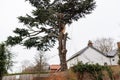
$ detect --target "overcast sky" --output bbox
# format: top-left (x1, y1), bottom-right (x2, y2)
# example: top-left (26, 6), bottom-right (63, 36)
top-left (0, 0), bottom-right (120, 73)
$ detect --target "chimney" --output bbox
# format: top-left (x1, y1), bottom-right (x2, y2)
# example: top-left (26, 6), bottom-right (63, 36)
top-left (88, 40), bottom-right (93, 47)
top-left (117, 42), bottom-right (120, 49)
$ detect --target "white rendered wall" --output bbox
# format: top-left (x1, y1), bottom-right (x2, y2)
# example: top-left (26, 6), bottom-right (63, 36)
top-left (67, 47), bottom-right (118, 68)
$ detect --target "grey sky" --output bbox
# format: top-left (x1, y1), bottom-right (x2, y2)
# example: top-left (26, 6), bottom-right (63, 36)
top-left (0, 0), bottom-right (120, 73)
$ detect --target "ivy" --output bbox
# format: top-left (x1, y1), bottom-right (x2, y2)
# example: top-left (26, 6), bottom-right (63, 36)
top-left (72, 62), bottom-right (114, 80)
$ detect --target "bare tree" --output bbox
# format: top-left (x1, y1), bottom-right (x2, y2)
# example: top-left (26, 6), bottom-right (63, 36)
top-left (34, 51), bottom-right (49, 73)
top-left (21, 51), bottom-right (49, 73)
top-left (21, 60), bottom-right (31, 73)
top-left (22, 65), bottom-right (34, 73)
top-left (93, 38), bottom-right (115, 53)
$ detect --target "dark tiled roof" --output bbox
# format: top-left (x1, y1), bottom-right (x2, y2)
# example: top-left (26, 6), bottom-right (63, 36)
top-left (67, 46), bottom-right (89, 61)
top-left (106, 49), bottom-right (117, 57)
top-left (67, 46), bottom-right (117, 61)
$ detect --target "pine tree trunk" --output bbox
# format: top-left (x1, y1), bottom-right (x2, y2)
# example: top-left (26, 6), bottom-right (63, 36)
top-left (57, 13), bottom-right (67, 71)
top-left (58, 32), bottom-right (68, 71)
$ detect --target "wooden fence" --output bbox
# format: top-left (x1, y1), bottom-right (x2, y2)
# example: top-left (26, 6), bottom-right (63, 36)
top-left (2, 74), bottom-right (49, 80)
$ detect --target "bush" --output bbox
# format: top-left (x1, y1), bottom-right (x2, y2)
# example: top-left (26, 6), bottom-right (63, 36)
top-left (72, 62), bottom-right (112, 80)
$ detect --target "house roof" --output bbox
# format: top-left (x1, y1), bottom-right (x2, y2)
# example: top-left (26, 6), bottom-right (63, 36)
top-left (106, 49), bottom-right (117, 57)
top-left (67, 46), bottom-right (89, 61)
top-left (49, 65), bottom-right (61, 70)
top-left (67, 46), bottom-right (117, 62)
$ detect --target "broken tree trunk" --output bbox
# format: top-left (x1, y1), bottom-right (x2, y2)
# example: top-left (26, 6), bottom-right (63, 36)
top-left (58, 32), bottom-right (68, 71)
top-left (57, 13), bottom-right (68, 71)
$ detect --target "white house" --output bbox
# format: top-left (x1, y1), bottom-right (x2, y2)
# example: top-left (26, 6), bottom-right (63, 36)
top-left (67, 41), bottom-right (119, 68)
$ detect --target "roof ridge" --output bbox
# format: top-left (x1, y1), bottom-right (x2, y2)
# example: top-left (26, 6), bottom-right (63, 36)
top-left (67, 46), bottom-right (89, 61)
top-left (67, 46), bottom-right (116, 62)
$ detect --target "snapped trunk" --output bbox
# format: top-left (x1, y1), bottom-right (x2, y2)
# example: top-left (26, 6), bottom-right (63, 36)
top-left (58, 32), bottom-right (68, 71)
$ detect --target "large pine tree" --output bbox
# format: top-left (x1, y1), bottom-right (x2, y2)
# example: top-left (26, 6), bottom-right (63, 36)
top-left (7, 0), bottom-right (96, 71)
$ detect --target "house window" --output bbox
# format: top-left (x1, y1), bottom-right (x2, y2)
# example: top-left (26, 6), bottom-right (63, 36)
top-left (112, 59), bottom-right (115, 61)
top-left (104, 62), bottom-right (107, 66)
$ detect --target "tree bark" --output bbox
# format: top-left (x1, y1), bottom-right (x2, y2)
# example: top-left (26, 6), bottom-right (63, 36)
top-left (57, 13), bottom-right (68, 71)
top-left (58, 32), bottom-right (68, 71)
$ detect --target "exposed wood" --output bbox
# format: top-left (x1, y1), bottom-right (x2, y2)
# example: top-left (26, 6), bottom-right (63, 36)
top-left (57, 13), bottom-right (68, 71)
top-left (58, 32), bottom-right (68, 71)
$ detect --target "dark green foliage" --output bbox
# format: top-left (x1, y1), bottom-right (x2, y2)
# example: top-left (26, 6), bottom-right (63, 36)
top-left (6, 0), bottom-right (96, 51)
top-left (72, 62), bottom-right (108, 80)
top-left (0, 44), bottom-right (7, 74)
top-left (0, 43), bottom-right (13, 80)
top-left (13, 28), bottom-right (29, 37)
top-left (7, 36), bottom-right (22, 46)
